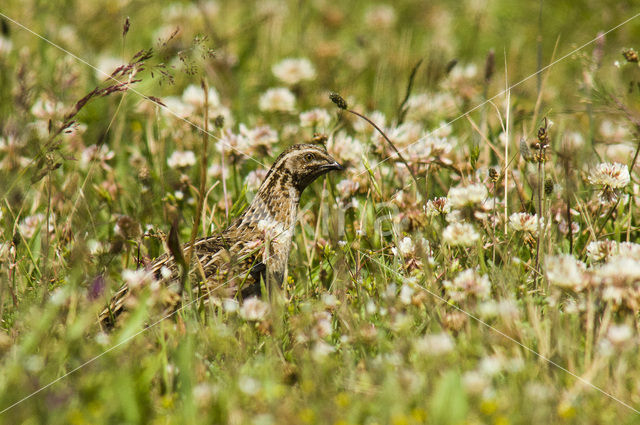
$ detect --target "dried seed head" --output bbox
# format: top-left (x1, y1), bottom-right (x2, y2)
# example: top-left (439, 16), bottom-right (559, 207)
top-left (123, 17), bottom-right (130, 37)
top-left (488, 167), bottom-right (499, 182)
top-left (114, 215), bottom-right (142, 240)
top-left (544, 178), bottom-right (554, 195)
top-left (484, 49), bottom-right (495, 83)
top-left (537, 118), bottom-right (550, 148)
top-left (12, 232), bottom-right (20, 247)
top-left (519, 137), bottom-right (533, 162)
top-left (445, 59), bottom-right (458, 75)
top-left (622, 48), bottom-right (639, 63)
top-left (214, 114), bottom-right (225, 128)
top-left (329, 92), bottom-right (348, 110)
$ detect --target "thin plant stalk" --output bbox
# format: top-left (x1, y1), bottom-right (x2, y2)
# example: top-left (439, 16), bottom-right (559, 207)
top-left (42, 171), bottom-right (52, 298)
top-left (347, 108), bottom-right (420, 192)
top-left (220, 140), bottom-right (229, 222)
top-left (504, 62), bottom-right (510, 234)
top-left (186, 80), bottom-right (210, 266)
top-left (535, 159), bottom-right (543, 277)
top-left (328, 92), bottom-right (420, 193)
top-left (536, 0), bottom-right (543, 96)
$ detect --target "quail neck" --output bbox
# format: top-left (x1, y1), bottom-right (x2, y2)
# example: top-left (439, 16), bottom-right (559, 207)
top-left (233, 143), bottom-right (343, 283)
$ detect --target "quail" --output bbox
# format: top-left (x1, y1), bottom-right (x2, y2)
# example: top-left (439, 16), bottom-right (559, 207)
top-left (99, 143), bottom-right (344, 326)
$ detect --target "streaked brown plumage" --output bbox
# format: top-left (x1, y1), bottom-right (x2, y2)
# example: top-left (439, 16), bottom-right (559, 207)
top-left (99, 144), bottom-right (343, 327)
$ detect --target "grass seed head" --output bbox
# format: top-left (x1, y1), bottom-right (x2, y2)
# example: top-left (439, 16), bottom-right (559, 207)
top-left (329, 92), bottom-right (348, 110)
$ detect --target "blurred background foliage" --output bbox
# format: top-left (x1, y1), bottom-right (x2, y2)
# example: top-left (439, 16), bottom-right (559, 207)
top-left (0, 0), bottom-right (640, 424)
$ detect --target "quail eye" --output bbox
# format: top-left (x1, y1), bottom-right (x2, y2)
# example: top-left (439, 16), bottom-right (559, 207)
top-left (304, 153), bottom-right (315, 162)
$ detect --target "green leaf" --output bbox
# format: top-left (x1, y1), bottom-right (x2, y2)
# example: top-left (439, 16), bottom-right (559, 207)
top-left (428, 371), bottom-right (468, 425)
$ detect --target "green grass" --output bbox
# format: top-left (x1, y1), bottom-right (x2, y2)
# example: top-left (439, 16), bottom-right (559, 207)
top-left (1, 0), bottom-right (640, 423)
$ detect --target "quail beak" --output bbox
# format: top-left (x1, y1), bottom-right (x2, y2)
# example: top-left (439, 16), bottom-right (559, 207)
top-left (319, 158), bottom-right (344, 172)
top-left (299, 157), bottom-right (344, 189)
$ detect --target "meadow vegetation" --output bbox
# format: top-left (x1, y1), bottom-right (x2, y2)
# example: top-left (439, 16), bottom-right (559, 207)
top-left (1, 0), bottom-right (640, 423)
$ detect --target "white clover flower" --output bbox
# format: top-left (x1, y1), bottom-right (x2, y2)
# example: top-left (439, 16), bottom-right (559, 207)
top-left (335, 179), bottom-right (360, 198)
top-left (312, 340), bottom-right (336, 360)
top-left (19, 213), bottom-right (52, 239)
top-left (222, 298), bottom-right (239, 313)
top-left (200, 0), bottom-right (220, 18)
top-left (452, 64), bottom-right (478, 81)
top-left (377, 121), bottom-right (422, 148)
top-left (238, 124), bottom-right (278, 153)
top-left (509, 212), bottom-right (542, 235)
top-left (606, 324), bottom-right (633, 347)
top-left (618, 242), bottom-right (640, 260)
top-left (0, 134), bottom-right (24, 152)
top-left (238, 375), bottom-right (260, 395)
top-left (414, 332), bottom-right (454, 356)
top-left (478, 355), bottom-right (503, 377)
top-left (244, 169), bottom-right (268, 191)
top-left (462, 371), bottom-right (489, 395)
top-left (405, 134), bottom-right (453, 162)
top-left (24, 355), bottom-right (44, 373)
top-left (0, 36), bottom-right (13, 57)
top-left (406, 92), bottom-right (457, 120)
top-left (193, 383), bottom-right (215, 406)
top-left (31, 97), bottom-right (64, 119)
top-left (602, 286), bottom-right (625, 306)
top-left (447, 184), bottom-right (487, 208)
top-left (216, 128), bottom-right (251, 157)
top-left (322, 293), bottom-right (339, 307)
top-left (272, 58), bottom-right (316, 85)
top-left (425, 197), bottom-right (451, 216)
top-left (240, 297), bottom-right (269, 322)
top-left (595, 256), bottom-right (640, 287)
top-left (80, 144), bottom-right (115, 170)
top-left (240, 297), bottom-right (269, 321)
top-left (586, 240), bottom-right (618, 262)
top-left (395, 236), bottom-right (415, 257)
top-left (312, 312), bottom-right (333, 339)
top-left (327, 131), bottom-right (365, 164)
top-left (94, 55), bottom-right (123, 79)
top-left (161, 96), bottom-right (194, 119)
top-left (599, 120), bottom-right (627, 141)
top-left (95, 331), bottom-right (110, 347)
top-left (602, 144), bottom-right (634, 165)
top-left (545, 255), bottom-right (587, 291)
top-left (160, 266), bottom-right (172, 280)
top-left (50, 287), bottom-right (68, 306)
top-left (56, 26), bottom-right (78, 46)
top-left (366, 300), bottom-right (377, 315)
top-left (167, 150), bottom-right (196, 169)
top-left (122, 269), bottom-right (156, 290)
top-left (207, 163), bottom-right (231, 179)
top-left (442, 222), bottom-right (480, 246)
top-left (182, 84), bottom-right (220, 108)
top-left (525, 382), bottom-right (554, 402)
top-left (352, 111), bottom-right (386, 134)
top-left (444, 268), bottom-right (491, 301)
top-left (588, 162), bottom-right (630, 189)
top-left (398, 283), bottom-right (414, 304)
top-left (164, 3), bottom-right (198, 21)
top-left (477, 299), bottom-right (518, 320)
top-left (364, 4), bottom-right (397, 29)
top-left (299, 108), bottom-right (331, 128)
top-left (258, 87), bottom-right (296, 112)
top-left (562, 131), bottom-right (585, 151)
